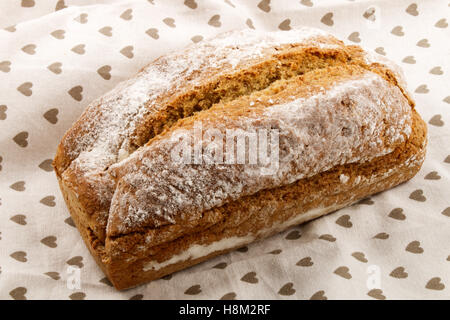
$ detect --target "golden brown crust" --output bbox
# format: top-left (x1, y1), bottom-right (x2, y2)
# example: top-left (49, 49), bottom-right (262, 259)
top-left (53, 28), bottom-right (427, 290)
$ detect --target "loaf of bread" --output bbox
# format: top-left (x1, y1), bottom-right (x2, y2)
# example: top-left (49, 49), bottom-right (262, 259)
top-left (53, 27), bottom-right (427, 290)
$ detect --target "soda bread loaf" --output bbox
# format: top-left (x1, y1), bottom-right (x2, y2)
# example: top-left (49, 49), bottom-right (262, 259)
top-left (53, 27), bottom-right (427, 290)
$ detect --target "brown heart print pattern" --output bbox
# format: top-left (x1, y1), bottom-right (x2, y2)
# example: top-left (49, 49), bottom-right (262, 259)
top-left (212, 262), bottom-right (227, 269)
top-left (319, 234), bottom-right (336, 242)
top-left (208, 15), bottom-right (221, 27)
top-left (426, 277), bottom-right (445, 290)
top-left (44, 272), bottom-right (60, 280)
top-left (146, 28), bottom-right (159, 39)
top-left (191, 35), bottom-right (203, 43)
top-left (389, 208), bottom-right (406, 220)
top-left (10, 181), bottom-right (25, 191)
top-left (348, 32), bottom-right (361, 43)
top-left (184, 0), bottom-right (198, 10)
top-left (310, 290), bottom-right (327, 300)
top-left (257, 0), bottom-right (271, 13)
top-left (351, 252), bottom-right (368, 263)
top-left (184, 284), bottom-right (201, 295)
top-left (0, 105), bottom-right (7, 120)
top-left (373, 232), bottom-right (389, 240)
top-left (40, 196), bottom-right (56, 207)
top-left (17, 82), bottom-right (33, 96)
top-left (0, 60), bottom-right (11, 72)
top-left (441, 207), bottom-right (450, 217)
top-left (120, 46), bottom-right (134, 59)
top-left (71, 44), bottom-right (85, 55)
top-left (320, 12), bottom-right (334, 26)
top-left (43, 109), bottom-right (59, 124)
top-left (390, 267), bottom-right (408, 279)
top-left (163, 17), bottom-right (176, 28)
top-left (21, 0), bottom-right (35, 7)
top-left (68, 86), bottom-right (83, 101)
top-left (120, 9), bottom-right (133, 20)
top-left (278, 282), bottom-right (296, 296)
top-left (335, 214), bottom-right (352, 228)
top-left (10, 214), bottom-right (27, 225)
top-left (241, 271), bottom-right (258, 284)
top-left (278, 19), bottom-right (291, 31)
top-left (47, 62), bottom-right (62, 74)
top-left (405, 3), bottom-right (419, 16)
top-left (21, 44), bottom-right (36, 55)
top-left (367, 289), bottom-right (386, 300)
top-left (97, 65), bottom-right (112, 80)
top-left (334, 266), bottom-right (352, 279)
top-left (66, 256), bottom-right (84, 268)
top-left (417, 38), bottom-right (430, 47)
top-left (99, 26), bottom-right (112, 37)
top-left (41, 236), bottom-right (57, 248)
top-left (10, 287), bottom-right (27, 300)
top-left (50, 29), bottom-right (65, 39)
top-left (391, 26), bottom-right (405, 36)
top-left (406, 240), bottom-right (424, 254)
top-left (435, 18), bottom-right (448, 28)
top-left (296, 257), bottom-right (313, 267)
top-left (38, 159), bottom-right (53, 171)
top-left (74, 13), bottom-right (88, 24)
top-left (10, 251), bottom-right (27, 262)
top-left (285, 230), bottom-right (301, 240)
top-left (220, 292), bottom-right (237, 300)
top-left (69, 292), bottom-right (86, 300)
top-left (409, 189), bottom-right (426, 202)
top-left (428, 115), bottom-right (444, 127)
top-left (424, 171), bottom-right (441, 180)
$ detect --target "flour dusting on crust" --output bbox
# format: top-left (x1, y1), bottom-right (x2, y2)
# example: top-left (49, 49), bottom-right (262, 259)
top-left (107, 72), bottom-right (412, 233)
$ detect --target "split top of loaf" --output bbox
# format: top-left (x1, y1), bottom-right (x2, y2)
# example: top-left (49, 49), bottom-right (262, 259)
top-left (54, 27), bottom-right (414, 242)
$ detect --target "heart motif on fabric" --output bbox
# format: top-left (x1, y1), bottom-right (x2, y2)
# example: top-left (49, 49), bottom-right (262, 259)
top-left (163, 17), bottom-right (176, 28)
top-left (405, 240), bottom-right (424, 254)
top-left (388, 208), bottom-right (406, 220)
top-left (296, 257), bottom-right (313, 267)
top-left (351, 252), bottom-right (368, 263)
top-left (320, 12), bottom-right (334, 26)
top-left (120, 46), bottom-right (134, 58)
top-left (208, 15), bottom-right (221, 27)
top-left (41, 236), bottom-right (57, 248)
top-left (67, 256), bottom-right (84, 268)
top-left (426, 277), bottom-right (445, 290)
top-left (184, 0), bottom-right (198, 9)
top-left (40, 196), bottom-right (56, 207)
top-left (68, 86), bottom-right (83, 101)
top-left (278, 282), bottom-right (296, 296)
top-left (310, 290), bottom-right (327, 300)
top-left (184, 285), bottom-right (201, 295)
top-left (17, 82), bottom-right (33, 96)
top-left (97, 65), bottom-right (112, 80)
top-left (0, 60), bottom-right (11, 72)
top-left (334, 266), bottom-right (352, 279)
top-left (278, 19), bottom-right (291, 31)
top-left (391, 26), bottom-right (405, 36)
top-left (10, 181), bottom-right (26, 191)
top-left (13, 131), bottom-right (28, 148)
top-left (99, 26), bottom-right (112, 37)
top-left (257, 0), bottom-right (271, 12)
top-left (43, 108), bottom-right (59, 124)
top-left (241, 271), bottom-right (258, 284)
top-left (336, 214), bottom-right (352, 228)
top-left (47, 62), bottom-right (62, 74)
top-left (390, 267), bottom-right (408, 278)
top-left (10, 214), bottom-right (27, 225)
top-left (409, 189), bottom-right (426, 201)
top-left (146, 28), bottom-right (159, 39)
top-left (10, 251), bottom-right (27, 262)
top-left (120, 9), bottom-right (133, 20)
top-left (367, 289), bottom-right (386, 300)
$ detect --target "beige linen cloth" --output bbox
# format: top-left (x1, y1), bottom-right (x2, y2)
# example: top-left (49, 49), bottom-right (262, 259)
top-left (0, 0), bottom-right (449, 300)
